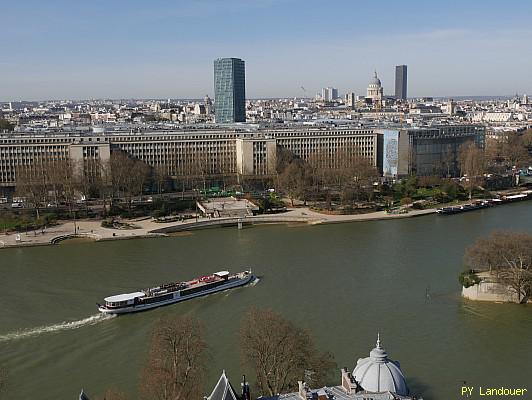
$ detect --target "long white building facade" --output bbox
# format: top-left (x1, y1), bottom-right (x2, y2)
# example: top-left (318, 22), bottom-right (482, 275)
top-left (0, 123), bottom-right (485, 194)
top-left (0, 125), bottom-right (378, 191)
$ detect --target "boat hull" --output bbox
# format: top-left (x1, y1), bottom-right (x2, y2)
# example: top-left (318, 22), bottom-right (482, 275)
top-left (98, 274), bottom-right (255, 315)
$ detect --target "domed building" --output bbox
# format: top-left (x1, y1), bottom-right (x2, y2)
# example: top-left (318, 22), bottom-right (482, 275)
top-left (203, 335), bottom-right (419, 400)
top-left (366, 70), bottom-right (384, 102)
top-left (353, 334), bottom-right (409, 396)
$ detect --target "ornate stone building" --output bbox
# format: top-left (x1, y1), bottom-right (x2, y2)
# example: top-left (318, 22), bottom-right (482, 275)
top-left (366, 71), bottom-right (384, 103)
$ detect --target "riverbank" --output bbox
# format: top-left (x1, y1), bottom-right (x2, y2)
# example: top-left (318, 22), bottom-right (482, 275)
top-left (0, 206), bottom-right (438, 249)
top-left (3, 194), bottom-right (532, 249)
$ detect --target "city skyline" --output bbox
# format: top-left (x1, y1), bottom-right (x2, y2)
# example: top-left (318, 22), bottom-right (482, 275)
top-left (1, 0), bottom-right (532, 101)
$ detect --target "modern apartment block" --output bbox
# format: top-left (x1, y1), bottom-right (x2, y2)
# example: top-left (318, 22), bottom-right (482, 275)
top-left (395, 65), bottom-right (408, 101)
top-left (214, 58), bottom-right (246, 123)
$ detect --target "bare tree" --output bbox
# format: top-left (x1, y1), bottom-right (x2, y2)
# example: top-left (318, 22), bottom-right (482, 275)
top-left (465, 231), bottom-right (532, 303)
top-left (276, 161), bottom-right (310, 207)
top-left (95, 389), bottom-right (129, 400)
top-left (240, 308), bottom-right (335, 397)
top-left (502, 134), bottom-right (530, 168)
top-left (140, 315), bottom-right (207, 400)
top-left (458, 142), bottom-right (486, 199)
top-left (110, 152), bottom-right (150, 213)
top-left (153, 165), bottom-right (169, 195)
top-left (91, 159), bottom-right (113, 216)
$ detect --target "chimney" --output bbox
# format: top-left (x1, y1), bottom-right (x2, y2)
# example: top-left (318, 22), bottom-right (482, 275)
top-left (298, 381), bottom-right (310, 400)
top-left (241, 374), bottom-right (251, 400)
top-left (341, 368), bottom-right (359, 394)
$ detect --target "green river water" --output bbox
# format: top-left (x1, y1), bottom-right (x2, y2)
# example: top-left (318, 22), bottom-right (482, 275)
top-left (1, 202), bottom-right (531, 399)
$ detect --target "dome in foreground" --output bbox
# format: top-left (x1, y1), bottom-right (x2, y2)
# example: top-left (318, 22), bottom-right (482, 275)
top-left (353, 335), bottom-right (409, 396)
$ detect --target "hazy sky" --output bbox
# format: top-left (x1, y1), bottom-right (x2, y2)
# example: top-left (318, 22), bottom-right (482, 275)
top-left (1, 0), bottom-right (531, 101)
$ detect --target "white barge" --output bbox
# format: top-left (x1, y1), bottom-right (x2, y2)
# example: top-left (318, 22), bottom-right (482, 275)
top-left (97, 270), bottom-right (255, 314)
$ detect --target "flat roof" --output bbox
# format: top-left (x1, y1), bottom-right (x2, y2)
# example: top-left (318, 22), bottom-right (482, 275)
top-left (104, 291), bottom-right (145, 302)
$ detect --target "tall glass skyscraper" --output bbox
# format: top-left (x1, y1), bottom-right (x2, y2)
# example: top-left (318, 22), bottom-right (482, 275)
top-left (214, 58), bottom-right (246, 123)
top-left (395, 65), bottom-right (408, 101)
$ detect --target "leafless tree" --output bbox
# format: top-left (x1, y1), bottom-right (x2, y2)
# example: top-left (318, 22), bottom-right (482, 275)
top-left (153, 165), bottom-right (169, 195)
top-left (139, 315), bottom-right (207, 400)
top-left (465, 231), bottom-right (532, 303)
top-left (95, 388), bottom-right (129, 400)
top-left (15, 161), bottom-right (49, 220)
top-left (458, 142), bottom-right (486, 199)
top-left (502, 134), bottom-right (530, 168)
top-left (110, 151), bottom-right (129, 202)
top-left (240, 308), bottom-right (335, 397)
top-left (91, 159), bottom-right (113, 216)
top-left (110, 151), bottom-right (150, 213)
top-left (276, 161), bottom-right (310, 207)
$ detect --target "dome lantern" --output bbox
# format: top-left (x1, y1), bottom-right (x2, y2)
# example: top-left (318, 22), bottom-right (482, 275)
top-left (353, 334), bottom-right (409, 396)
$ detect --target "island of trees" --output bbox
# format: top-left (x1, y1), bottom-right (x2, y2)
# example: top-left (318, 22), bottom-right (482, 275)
top-left (461, 231), bottom-right (532, 304)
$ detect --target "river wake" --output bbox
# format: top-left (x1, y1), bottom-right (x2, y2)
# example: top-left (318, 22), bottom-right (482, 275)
top-left (0, 313), bottom-right (115, 343)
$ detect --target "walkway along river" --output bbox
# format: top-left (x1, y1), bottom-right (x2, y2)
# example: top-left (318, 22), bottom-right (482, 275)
top-left (0, 202), bottom-right (531, 399)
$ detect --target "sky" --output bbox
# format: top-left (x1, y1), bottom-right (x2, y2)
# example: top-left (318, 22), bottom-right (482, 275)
top-left (1, 0), bottom-right (531, 101)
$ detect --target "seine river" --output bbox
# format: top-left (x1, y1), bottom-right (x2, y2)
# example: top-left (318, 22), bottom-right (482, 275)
top-left (1, 202), bottom-right (532, 399)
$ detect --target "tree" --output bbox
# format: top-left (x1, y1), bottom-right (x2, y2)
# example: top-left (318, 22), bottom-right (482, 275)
top-left (0, 119), bottom-right (14, 131)
top-left (140, 315), bottom-right (207, 400)
top-left (464, 231), bottom-right (532, 303)
top-left (239, 308), bottom-right (335, 397)
top-left (276, 161), bottom-right (309, 207)
top-left (458, 142), bottom-right (485, 199)
top-left (153, 165), bottom-right (169, 195)
top-left (502, 133), bottom-right (530, 168)
top-left (91, 159), bottom-right (113, 216)
top-left (95, 389), bottom-right (129, 400)
top-left (110, 152), bottom-right (150, 213)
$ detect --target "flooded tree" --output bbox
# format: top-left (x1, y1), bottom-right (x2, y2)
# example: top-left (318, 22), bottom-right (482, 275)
top-left (465, 231), bottom-right (532, 303)
top-left (239, 308), bottom-right (335, 397)
top-left (139, 315), bottom-right (207, 400)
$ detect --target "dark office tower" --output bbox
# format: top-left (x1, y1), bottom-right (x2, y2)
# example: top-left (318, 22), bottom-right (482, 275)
top-left (395, 65), bottom-right (408, 100)
top-left (214, 58), bottom-right (246, 123)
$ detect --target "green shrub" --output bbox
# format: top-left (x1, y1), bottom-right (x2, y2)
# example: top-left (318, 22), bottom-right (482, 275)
top-left (459, 270), bottom-right (481, 288)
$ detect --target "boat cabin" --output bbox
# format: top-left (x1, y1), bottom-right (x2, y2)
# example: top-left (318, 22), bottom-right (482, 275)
top-left (214, 271), bottom-right (230, 280)
top-left (103, 291), bottom-right (145, 308)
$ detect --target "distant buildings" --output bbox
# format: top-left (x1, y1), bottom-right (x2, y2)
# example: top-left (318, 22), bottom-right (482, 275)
top-left (345, 92), bottom-right (356, 107)
top-left (321, 87), bottom-right (339, 102)
top-left (395, 65), bottom-right (408, 101)
top-left (214, 58), bottom-right (246, 123)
